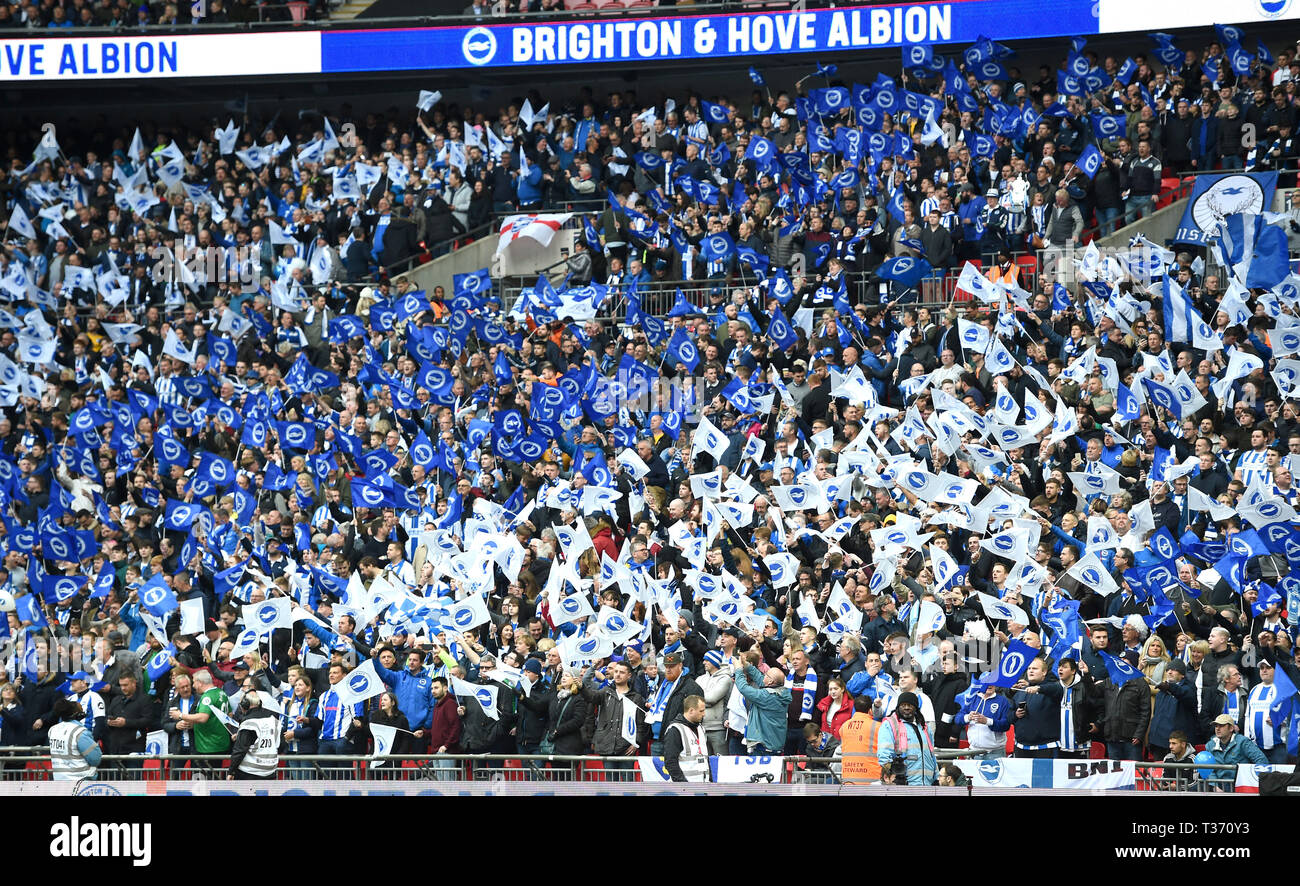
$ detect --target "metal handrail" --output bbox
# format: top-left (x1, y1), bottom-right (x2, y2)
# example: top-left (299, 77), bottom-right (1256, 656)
top-left (0, 752), bottom-right (1266, 792)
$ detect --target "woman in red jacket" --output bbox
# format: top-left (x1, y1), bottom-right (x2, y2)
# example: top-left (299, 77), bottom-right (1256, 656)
top-left (816, 677), bottom-right (855, 742)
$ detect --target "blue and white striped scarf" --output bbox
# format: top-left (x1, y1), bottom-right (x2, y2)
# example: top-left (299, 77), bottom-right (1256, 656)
top-left (1223, 688), bottom-right (1241, 724)
top-left (1059, 678), bottom-right (1080, 751)
top-left (648, 675), bottom-right (681, 739)
top-left (787, 667), bottom-right (818, 721)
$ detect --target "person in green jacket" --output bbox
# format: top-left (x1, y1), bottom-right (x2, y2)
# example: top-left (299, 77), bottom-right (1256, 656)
top-left (733, 656), bottom-right (791, 755)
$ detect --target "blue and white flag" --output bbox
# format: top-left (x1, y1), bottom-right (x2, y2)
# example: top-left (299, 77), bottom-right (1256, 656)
top-left (877, 255), bottom-right (932, 288)
top-left (243, 597), bottom-right (294, 633)
top-left (1100, 650), bottom-right (1145, 685)
top-left (665, 328), bottom-right (700, 372)
top-left (335, 658), bottom-right (386, 707)
top-left (139, 575), bottom-right (178, 617)
top-left (1212, 213), bottom-right (1290, 289)
top-left (441, 594), bottom-right (491, 632)
top-left (987, 638), bottom-right (1036, 687)
top-left (1076, 144), bottom-right (1103, 180)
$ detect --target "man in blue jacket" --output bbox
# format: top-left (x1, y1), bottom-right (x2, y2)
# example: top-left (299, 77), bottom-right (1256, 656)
top-left (372, 647), bottom-right (434, 749)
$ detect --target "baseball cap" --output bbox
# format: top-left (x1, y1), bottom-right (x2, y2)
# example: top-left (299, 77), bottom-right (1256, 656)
top-left (1212, 714), bottom-right (1235, 726)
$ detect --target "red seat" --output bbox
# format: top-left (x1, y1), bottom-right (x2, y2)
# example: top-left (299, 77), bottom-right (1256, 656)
top-left (502, 758), bottom-right (528, 781)
top-left (1015, 255), bottom-right (1037, 273)
top-left (582, 759), bottom-right (606, 781)
top-left (143, 759), bottom-right (166, 780)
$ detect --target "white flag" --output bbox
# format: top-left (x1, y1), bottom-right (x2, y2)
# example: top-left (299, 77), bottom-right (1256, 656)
top-left (178, 597), bottom-right (206, 635)
top-left (1064, 552), bottom-right (1120, 597)
top-left (495, 213), bottom-right (571, 254)
top-left (463, 680), bottom-right (500, 721)
top-left (242, 597), bottom-right (293, 632)
top-left (335, 658), bottom-right (386, 708)
top-left (267, 219), bottom-right (295, 245)
top-left (551, 591), bottom-right (595, 626)
top-left (34, 127), bottom-right (60, 163)
top-left (145, 729), bottom-right (168, 756)
top-left (440, 593), bottom-right (491, 632)
top-left (916, 600), bottom-right (946, 635)
top-left (215, 120), bottom-right (240, 155)
top-left (620, 695), bottom-right (639, 748)
top-left (975, 591), bottom-right (1029, 625)
top-left (370, 722), bottom-right (398, 761)
top-left (15, 335), bottom-right (56, 365)
top-left (7, 204), bottom-right (36, 240)
top-left (163, 329), bottom-right (196, 365)
top-left (230, 628), bottom-right (260, 659)
top-left (417, 90), bottom-right (442, 112)
top-left (596, 605), bottom-right (642, 644)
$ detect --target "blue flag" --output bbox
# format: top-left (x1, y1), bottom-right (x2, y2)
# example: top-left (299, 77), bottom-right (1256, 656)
top-left (494, 350), bottom-right (514, 385)
top-left (767, 310), bottom-right (799, 351)
top-left (665, 328), bottom-right (701, 372)
top-left (877, 255), bottom-right (932, 288)
top-left (1076, 144), bottom-right (1103, 180)
top-left (1269, 659), bottom-right (1299, 727)
top-left (1100, 650), bottom-right (1145, 685)
top-left (987, 639), bottom-right (1036, 687)
top-left (139, 574), bottom-right (178, 617)
top-left (16, 594), bottom-right (47, 629)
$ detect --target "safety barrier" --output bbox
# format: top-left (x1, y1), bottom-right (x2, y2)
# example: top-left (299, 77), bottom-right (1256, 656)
top-left (1, 752), bottom-right (1255, 792)
top-left (0, 751), bottom-right (968, 784)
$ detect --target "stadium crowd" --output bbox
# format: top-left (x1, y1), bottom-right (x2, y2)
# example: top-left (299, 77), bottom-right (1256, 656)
top-left (0, 25), bottom-right (1298, 786)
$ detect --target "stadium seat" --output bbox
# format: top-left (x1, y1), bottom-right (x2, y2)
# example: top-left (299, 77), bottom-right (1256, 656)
top-left (287, 1), bottom-right (308, 21)
top-left (143, 759), bottom-right (166, 780)
top-left (1154, 177), bottom-right (1183, 210)
top-left (1015, 255), bottom-right (1037, 274)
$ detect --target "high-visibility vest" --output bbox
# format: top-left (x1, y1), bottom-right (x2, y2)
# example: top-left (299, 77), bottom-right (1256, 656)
top-left (236, 714), bottom-right (281, 778)
top-left (49, 721), bottom-right (96, 780)
top-left (986, 264), bottom-right (1020, 286)
top-left (839, 713), bottom-right (883, 784)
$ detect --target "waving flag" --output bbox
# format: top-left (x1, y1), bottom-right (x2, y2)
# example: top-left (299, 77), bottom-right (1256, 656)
top-left (1213, 213), bottom-right (1290, 289)
top-left (878, 255), bottom-right (932, 288)
top-left (497, 213), bottom-right (571, 254)
top-left (664, 328), bottom-right (701, 372)
top-left (243, 597), bottom-right (294, 633)
top-left (139, 575), bottom-right (178, 617)
top-left (336, 658), bottom-right (386, 707)
top-left (987, 638), bottom-right (1036, 687)
top-left (1100, 650), bottom-right (1145, 685)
